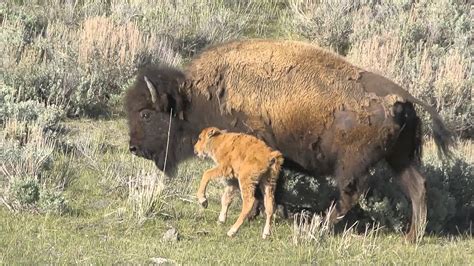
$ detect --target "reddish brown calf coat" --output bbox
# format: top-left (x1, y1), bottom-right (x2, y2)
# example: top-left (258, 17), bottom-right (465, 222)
top-left (194, 127), bottom-right (284, 238)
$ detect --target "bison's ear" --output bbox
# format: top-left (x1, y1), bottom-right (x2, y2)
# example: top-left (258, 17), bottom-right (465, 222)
top-left (207, 128), bottom-right (221, 138)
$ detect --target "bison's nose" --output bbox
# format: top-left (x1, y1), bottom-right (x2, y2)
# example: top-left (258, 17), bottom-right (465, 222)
top-left (129, 145), bottom-right (138, 154)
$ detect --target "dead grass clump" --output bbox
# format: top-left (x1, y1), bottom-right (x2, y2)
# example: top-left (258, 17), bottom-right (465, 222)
top-left (127, 170), bottom-right (167, 224)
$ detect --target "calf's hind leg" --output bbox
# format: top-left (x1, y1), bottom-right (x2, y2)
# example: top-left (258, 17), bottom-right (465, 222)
top-left (227, 179), bottom-right (256, 237)
top-left (261, 182), bottom-right (276, 239)
top-left (218, 181), bottom-right (239, 224)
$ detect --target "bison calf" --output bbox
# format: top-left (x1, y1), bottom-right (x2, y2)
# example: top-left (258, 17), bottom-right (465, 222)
top-left (194, 127), bottom-right (284, 239)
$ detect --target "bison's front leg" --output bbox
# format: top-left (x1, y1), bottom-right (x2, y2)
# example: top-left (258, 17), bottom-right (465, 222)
top-left (196, 166), bottom-right (225, 208)
top-left (328, 163), bottom-right (368, 225)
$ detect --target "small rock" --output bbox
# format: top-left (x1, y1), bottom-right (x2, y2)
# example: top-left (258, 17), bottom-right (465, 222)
top-left (162, 227), bottom-right (179, 242)
top-left (150, 257), bottom-right (176, 265)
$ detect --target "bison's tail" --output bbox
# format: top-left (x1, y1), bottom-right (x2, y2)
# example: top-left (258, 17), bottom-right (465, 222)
top-left (411, 98), bottom-right (455, 159)
top-left (269, 150), bottom-right (284, 177)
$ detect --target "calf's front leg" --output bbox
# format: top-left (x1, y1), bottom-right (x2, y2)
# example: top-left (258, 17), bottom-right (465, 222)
top-left (196, 167), bottom-right (224, 208)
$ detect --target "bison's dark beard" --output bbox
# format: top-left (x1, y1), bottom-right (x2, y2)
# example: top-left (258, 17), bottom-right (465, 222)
top-left (153, 150), bottom-right (165, 171)
top-left (130, 148), bottom-right (174, 174)
top-left (153, 150), bottom-right (178, 177)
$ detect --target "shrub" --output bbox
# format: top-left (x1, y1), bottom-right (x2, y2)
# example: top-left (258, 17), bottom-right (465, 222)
top-left (0, 101), bottom-right (64, 133)
top-left (0, 118), bottom-right (69, 214)
top-left (4, 176), bottom-right (68, 215)
top-left (288, 0), bottom-right (355, 55)
top-left (2, 2), bottom-right (181, 117)
top-left (10, 178), bottom-right (40, 205)
top-left (38, 188), bottom-right (69, 215)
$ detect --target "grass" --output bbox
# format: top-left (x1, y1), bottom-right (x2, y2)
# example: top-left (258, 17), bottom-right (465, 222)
top-left (1, 201), bottom-right (473, 264)
top-left (1, 119), bottom-right (473, 264)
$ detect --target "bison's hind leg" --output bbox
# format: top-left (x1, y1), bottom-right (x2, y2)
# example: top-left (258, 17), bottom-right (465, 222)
top-left (395, 165), bottom-right (427, 243)
top-left (387, 155), bottom-right (426, 243)
top-left (387, 101), bottom-right (427, 243)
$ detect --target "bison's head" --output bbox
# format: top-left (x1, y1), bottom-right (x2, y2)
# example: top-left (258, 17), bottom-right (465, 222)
top-left (194, 127), bottom-right (222, 159)
top-left (125, 65), bottom-right (188, 174)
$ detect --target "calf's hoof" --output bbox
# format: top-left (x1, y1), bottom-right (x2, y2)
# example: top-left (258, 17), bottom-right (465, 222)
top-left (217, 214), bottom-right (226, 224)
top-left (227, 228), bottom-right (237, 237)
top-left (262, 228), bottom-right (271, 239)
top-left (198, 197), bottom-right (208, 209)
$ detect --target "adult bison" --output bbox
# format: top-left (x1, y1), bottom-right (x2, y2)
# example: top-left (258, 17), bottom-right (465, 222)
top-left (125, 39), bottom-right (453, 241)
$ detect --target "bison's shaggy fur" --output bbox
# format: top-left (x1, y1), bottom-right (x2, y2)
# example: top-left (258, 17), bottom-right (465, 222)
top-left (125, 39), bottom-right (454, 242)
top-left (194, 127), bottom-right (283, 238)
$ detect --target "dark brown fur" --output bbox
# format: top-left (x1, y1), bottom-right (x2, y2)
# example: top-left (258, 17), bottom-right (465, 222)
top-left (124, 39), bottom-right (454, 242)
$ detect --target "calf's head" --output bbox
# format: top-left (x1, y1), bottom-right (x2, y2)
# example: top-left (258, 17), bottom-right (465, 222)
top-left (125, 66), bottom-right (186, 173)
top-left (194, 127), bottom-right (222, 159)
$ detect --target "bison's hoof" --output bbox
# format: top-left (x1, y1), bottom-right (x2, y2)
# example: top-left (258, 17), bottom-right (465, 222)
top-left (405, 231), bottom-right (417, 244)
top-left (198, 198), bottom-right (208, 209)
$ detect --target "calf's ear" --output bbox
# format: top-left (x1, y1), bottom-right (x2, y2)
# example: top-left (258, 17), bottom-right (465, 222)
top-left (207, 128), bottom-right (221, 138)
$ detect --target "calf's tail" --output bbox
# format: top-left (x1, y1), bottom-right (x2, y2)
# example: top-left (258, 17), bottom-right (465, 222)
top-left (269, 151), bottom-right (284, 178)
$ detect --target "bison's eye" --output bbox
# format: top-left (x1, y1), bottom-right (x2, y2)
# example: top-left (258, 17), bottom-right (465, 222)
top-left (140, 110), bottom-right (152, 121)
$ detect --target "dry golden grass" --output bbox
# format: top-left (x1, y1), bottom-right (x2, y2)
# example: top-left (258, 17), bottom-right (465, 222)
top-left (79, 17), bottom-right (156, 67)
top-left (1, 119), bottom-right (55, 179)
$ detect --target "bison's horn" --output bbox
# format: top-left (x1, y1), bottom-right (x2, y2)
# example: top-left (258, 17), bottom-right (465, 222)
top-left (144, 76), bottom-right (158, 104)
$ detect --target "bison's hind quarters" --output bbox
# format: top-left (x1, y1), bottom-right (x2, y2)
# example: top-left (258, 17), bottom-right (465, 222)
top-left (406, 97), bottom-right (456, 160)
top-left (385, 100), bottom-right (453, 243)
top-left (193, 127), bottom-right (284, 239)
